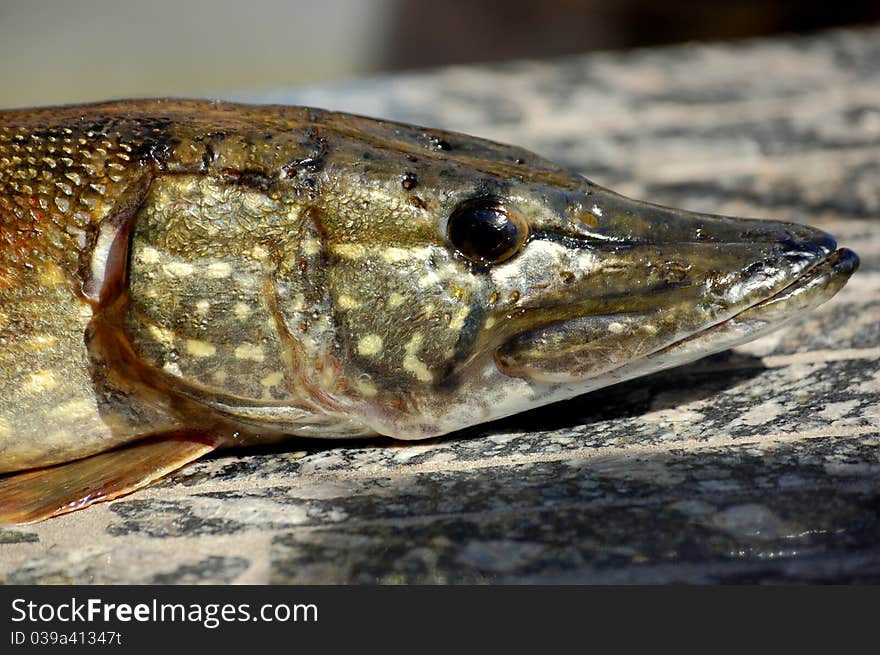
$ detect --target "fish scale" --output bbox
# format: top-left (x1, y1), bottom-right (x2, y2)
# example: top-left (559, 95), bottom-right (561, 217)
top-left (0, 99), bottom-right (858, 523)
top-left (0, 118), bottom-right (176, 472)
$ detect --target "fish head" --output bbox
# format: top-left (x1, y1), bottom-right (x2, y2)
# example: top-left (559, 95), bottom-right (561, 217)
top-left (101, 105), bottom-right (857, 440)
top-left (297, 116), bottom-right (859, 438)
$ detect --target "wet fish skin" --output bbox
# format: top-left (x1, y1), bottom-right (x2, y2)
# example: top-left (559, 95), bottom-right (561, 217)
top-left (0, 99), bottom-right (858, 477)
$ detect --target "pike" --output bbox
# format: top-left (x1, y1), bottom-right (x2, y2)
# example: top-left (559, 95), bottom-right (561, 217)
top-left (0, 100), bottom-right (858, 524)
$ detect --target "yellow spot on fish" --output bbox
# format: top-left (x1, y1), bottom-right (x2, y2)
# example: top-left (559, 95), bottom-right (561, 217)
top-left (338, 294), bottom-right (361, 310)
top-left (57, 399), bottom-right (94, 420)
top-left (418, 270), bottom-right (441, 289)
top-left (356, 377), bottom-right (378, 397)
top-left (331, 243), bottom-right (365, 259)
top-left (23, 370), bottom-right (58, 394)
top-left (233, 302), bottom-right (252, 319)
top-left (235, 343), bottom-right (265, 362)
top-left (39, 263), bottom-right (65, 287)
top-left (185, 339), bottom-right (217, 358)
top-left (485, 317), bottom-right (496, 329)
top-left (195, 299), bottom-right (211, 314)
top-left (449, 308), bottom-right (468, 331)
top-left (302, 238), bottom-right (320, 256)
top-left (357, 334), bottom-right (384, 357)
top-left (207, 262), bottom-right (232, 278)
top-left (212, 369), bottom-right (228, 384)
top-left (319, 363), bottom-right (337, 389)
top-left (383, 247), bottom-right (410, 263)
top-left (608, 322), bottom-right (626, 334)
top-left (26, 333), bottom-right (58, 351)
top-left (139, 246), bottom-right (161, 264)
top-left (261, 371), bottom-right (284, 387)
top-left (387, 292), bottom-right (405, 309)
top-left (147, 324), bottom-right (176, 347)
top-left (403, 334), bottom-right (433, 382)
top-left (251, 245), bottom-right (269, 260)
top-left (286, 294), bottom-right (305, 312)
top-left (163, 261), bottom-right (195, 277)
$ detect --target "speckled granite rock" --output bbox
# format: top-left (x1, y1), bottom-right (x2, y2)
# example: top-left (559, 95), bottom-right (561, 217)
top-left (1, 27), bottom-right (878, 584)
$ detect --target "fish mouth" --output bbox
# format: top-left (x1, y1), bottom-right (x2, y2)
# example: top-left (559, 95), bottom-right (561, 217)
top-left (715, 246), bottom-right (857, 321)
top-left (649, 246), bottom-right (859, 360)
top-left (494, 244), bottom-right (859, 385)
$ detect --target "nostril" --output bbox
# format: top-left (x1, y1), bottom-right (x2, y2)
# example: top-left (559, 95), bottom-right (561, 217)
top-left (740, 223), bottom-right (837, 258)
top-left (813, 231), bottom-right (837, 256)
top-left (776, 229), bottom-right (836, 262)
top-left (782, 226), bottom-right (837, 257)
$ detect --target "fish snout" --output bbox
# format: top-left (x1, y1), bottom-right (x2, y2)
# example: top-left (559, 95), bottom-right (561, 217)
top-left (592, 200), bottom-right (847, 309)
top-left (493, 199), bottom-right (856, 384)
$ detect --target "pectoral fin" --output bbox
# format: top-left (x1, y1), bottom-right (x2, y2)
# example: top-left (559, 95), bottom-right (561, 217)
top-left (0, 433), bottom-right (219, 525)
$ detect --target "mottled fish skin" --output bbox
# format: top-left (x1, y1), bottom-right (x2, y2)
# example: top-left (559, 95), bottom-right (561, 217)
top-left (0, 99), bottom-right (858, 475)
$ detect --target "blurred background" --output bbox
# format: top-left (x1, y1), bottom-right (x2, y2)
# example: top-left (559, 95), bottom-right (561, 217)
top-left (2, 0), bottom-right (879, 108)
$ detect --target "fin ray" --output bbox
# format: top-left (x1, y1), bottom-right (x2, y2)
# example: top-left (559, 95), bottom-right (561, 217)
top-left (0, 433), bottom-right (218, 525)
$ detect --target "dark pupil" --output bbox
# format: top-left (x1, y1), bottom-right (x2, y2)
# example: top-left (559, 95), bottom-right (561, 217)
top-left (448, 199), bottom-right (519, 263)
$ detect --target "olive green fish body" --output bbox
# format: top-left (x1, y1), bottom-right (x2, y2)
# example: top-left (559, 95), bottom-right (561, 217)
top-left (0, 100), bottom-right (858, 519)
top-left (0, 100), bottom-right (568, 470)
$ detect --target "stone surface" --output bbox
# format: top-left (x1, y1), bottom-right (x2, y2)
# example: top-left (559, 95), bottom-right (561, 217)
top-left (1, 27), bottom-right (878, 584)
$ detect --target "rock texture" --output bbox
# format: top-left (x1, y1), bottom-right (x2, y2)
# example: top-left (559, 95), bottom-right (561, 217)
top-left (1, 27), bottom-right (878, 584)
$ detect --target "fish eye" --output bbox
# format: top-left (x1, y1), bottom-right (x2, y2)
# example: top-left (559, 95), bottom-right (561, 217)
top-left (447, 197), bottom-right (528, 265)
